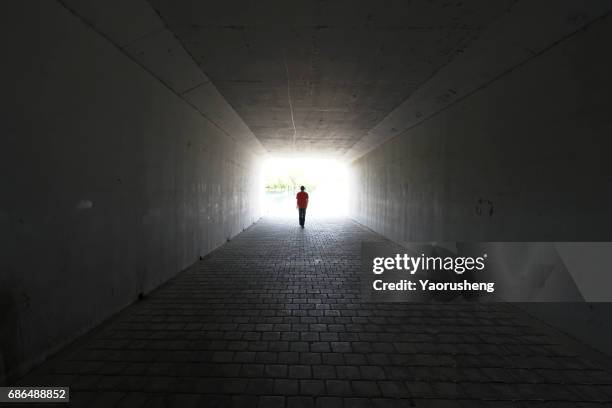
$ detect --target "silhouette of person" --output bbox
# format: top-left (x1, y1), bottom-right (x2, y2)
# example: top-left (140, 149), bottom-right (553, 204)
top-left (296, 186), bottom-right (309, 228)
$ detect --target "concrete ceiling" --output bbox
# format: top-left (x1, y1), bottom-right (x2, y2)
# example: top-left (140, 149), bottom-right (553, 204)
top-left (148, 0), bottom-right (515, 156)
top-left (60, 1), bottom-right (612, 160)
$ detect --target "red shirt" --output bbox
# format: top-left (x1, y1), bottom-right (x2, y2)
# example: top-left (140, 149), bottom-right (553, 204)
top-left (296, 191), bottom-right (309, 209)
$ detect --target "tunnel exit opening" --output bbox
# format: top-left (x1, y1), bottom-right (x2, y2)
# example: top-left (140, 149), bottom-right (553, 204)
top-left (262, 157), bottom-right (348, 218)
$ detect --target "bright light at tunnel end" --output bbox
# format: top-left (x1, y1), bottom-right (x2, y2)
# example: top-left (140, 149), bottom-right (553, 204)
top-left (262, 157), bottom-right (349, 218)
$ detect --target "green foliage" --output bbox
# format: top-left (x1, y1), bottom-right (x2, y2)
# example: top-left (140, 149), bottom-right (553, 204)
top-left (264, 165), bottom-right (315, 192)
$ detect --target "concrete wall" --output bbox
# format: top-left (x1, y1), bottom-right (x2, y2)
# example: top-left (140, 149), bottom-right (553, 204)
top-left (349, 13), bottom-right (612, 354)
top-left (350, 13), bottom-right (612, 243)
top-left (0, 2), bottom-right (263, 383)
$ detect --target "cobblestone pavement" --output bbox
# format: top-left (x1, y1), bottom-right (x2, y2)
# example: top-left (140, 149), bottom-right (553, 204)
top-left (15, 217), bottom-right (612, 407)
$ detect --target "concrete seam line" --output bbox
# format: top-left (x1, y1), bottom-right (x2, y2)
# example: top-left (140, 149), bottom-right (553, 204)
top-left (284, 58), bottom-right (298, 150)
top-left (54, 0), bottom-right (247, 149)
top-left (349, 8), bottom-right (612, 162)
top-left (399, 10), bottom-right (612, 140)
top-left (343, 0), bottom-right (520, 159)
top-left (144, 0), bottom-right (266, 154)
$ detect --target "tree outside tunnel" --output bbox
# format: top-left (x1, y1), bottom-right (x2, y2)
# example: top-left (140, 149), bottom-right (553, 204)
top-left (263, 157), bottom-right (348, 217)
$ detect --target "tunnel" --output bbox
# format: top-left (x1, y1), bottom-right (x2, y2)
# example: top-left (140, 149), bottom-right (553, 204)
top-left (2, 1), bottom-right (612, 406)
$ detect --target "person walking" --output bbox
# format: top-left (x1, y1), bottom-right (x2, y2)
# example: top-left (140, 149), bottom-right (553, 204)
top-left (296, 186), bottom-right (309, 228)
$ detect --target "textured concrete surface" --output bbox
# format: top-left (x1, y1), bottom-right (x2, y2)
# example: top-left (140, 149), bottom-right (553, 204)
top-left (343, 1), bottom-right (612, 161)
top-left (61, 0), bottom-right (265, 156)
top-left (348, 12), bottom-right (612, 355)
top-left (16, 217), bottom-right (612, 407)
top-left (4, 0), bottom-right (612, 397)
top-left (0, 1), bottom-right (263, 384)
top-left (349, 10), bottom-right (612, 242)
top-left (145, 1), bottom-right (612, 157)
top-left (148, 0), bottom-right (515, 155)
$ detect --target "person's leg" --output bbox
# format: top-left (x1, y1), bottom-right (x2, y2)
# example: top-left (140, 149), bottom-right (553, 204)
top-left (302, 208), bottom-right (306, 226)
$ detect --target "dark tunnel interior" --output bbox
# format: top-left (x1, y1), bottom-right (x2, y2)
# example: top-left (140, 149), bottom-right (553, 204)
top-left (2, 1), bottom-right (612, 406)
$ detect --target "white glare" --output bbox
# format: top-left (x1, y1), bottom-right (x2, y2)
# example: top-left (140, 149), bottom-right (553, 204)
top-left (263, 157), bottom-right (348, 217)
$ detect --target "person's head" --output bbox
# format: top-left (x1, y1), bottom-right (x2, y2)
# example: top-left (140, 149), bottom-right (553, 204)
top-left (300, 186), bottom-right (305, 191)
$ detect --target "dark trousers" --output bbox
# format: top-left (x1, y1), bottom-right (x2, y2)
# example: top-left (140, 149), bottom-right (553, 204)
top-left (298, 208), bottom-right (306, 226)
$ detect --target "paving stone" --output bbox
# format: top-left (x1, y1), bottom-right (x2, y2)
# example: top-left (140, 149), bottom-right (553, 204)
top-left (265, 364), bottom-right (288, 378)
top-left (275, 378), bottom-right (300, 395)
top-left (326, 380), bottom-right (353, 396)
top-left (14, 217), bottom-right (612, 406)
top-left (259, 395), bottom-right (285, 408)
top-left (288, 396), bottom-right (316, 408)
top-left (289, 364), bottom-right (313, 379)
top-left (315, 396), bottom-right (343, 408)
top-left (351, 380), bottom-right (381, 397)
top-left (300, 379), bottom-right (326, 395)
top-left (313, 365), bottom-right (337, 379)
